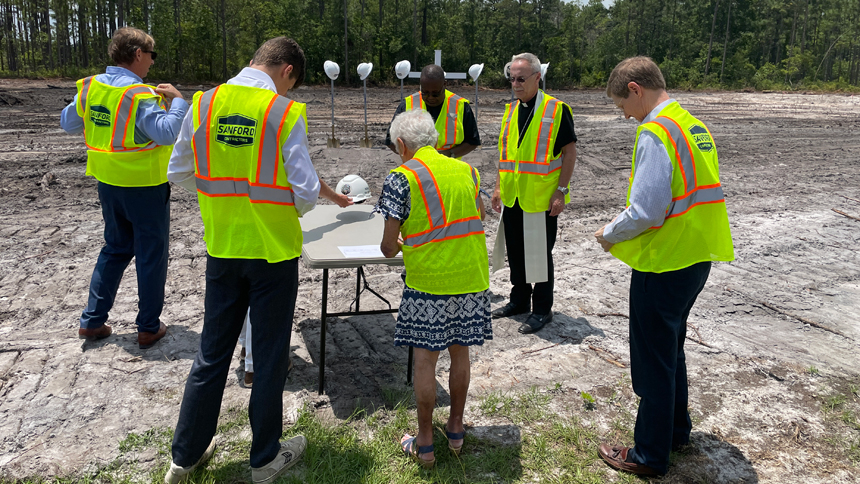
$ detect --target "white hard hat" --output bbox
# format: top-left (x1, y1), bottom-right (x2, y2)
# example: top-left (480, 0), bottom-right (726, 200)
top-left (336, 175), bottom-right (371, 203)
top-left (468, 63), bottom-right (484, 81)
top-left (324, 60), bottom-right (340, 80)
top-left (395, 60), bottom-right (411, 80)
top-left (540, 62), bottom-right (550, 79)
top-left (357, 62), bottom-right (373, 80)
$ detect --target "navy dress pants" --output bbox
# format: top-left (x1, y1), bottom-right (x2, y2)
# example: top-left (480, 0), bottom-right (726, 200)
top-left (502, 199), bottom-right (558, 315)
top-left (626, 261), bottom-right (711, 474)
top-left (79, 182), bottom-right (169, 333)
top-left (171, 255), bottom-right (299, 469)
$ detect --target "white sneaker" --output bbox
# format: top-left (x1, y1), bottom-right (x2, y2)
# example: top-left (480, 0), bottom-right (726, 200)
top-left (251, 435), bottom-right (307, 484)
top-left (164, 439), bottom-right (217, 484)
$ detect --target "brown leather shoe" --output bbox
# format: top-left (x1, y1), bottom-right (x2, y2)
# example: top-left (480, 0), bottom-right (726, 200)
top-left (138, 322), bottom-right (167, 349)
top-left (244, 371), bottom-right (253, 387)
top-left (598, 443), bottom-right (661, 476)
top-left (78, 324), bottom-right (112, 340)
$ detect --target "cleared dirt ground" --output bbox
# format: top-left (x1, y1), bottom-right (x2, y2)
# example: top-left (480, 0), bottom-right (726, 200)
top-left (0, 78), bottom-right (859, 482)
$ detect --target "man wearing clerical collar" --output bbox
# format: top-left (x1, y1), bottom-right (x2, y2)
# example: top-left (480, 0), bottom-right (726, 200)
top-left (491, 52), bottom-right (577, 334)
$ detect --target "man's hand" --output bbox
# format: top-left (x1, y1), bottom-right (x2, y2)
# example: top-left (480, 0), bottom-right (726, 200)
top-left (594, 225), bottom-right (614, 252)
top-left (155, 84), bottom-right (184, 102)
top-left (330, 193), bottom-right (353, 208)
top-left (491, 186), bottom-right (502, 213)
top-left (548, 190), bottom-right (566, 216)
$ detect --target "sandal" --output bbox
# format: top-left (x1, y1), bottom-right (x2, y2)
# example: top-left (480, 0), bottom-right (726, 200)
top-left (400, 434), bottom-right (435, 469)
top-left (441, 425), bottom-right (465, 455)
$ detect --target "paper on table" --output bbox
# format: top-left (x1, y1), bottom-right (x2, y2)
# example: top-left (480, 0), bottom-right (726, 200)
top-left (338, 245), bottom-right (385, 258)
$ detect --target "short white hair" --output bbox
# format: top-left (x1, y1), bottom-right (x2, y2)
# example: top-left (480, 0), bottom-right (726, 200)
top-left (389, 109), bottom-right (438, 153)
top-left (511, 52), bottom-right (540, 74)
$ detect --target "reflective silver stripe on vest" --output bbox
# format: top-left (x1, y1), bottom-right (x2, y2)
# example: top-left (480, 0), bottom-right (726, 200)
top-left (653, 185), bottom-right (725, 227)
top-left (517, 158), bottom-right (563, 175)
top-left (440, 94), bottom-right (462, 150)
top-left (79, 76), bottom-right (94, 114)
top-left (499, 160), bottom-right (516, 171)
top-left (650, 117), bottom-right (696, 192)
top-left (533, 99), bottom-right (560, 163)
top-left (112, 86), bottom-right (158, 150)
top-left (405, 217), bottom-right (484, 247)
top-left (257, 97), bottom-right (293, 184)
top-left (193, 89), bottom-right (217, 177)
top-left (195, 177), bottom-right (295, 204)
top-left (499, 102), bottom-right (516, 160)
top-left (407, 93), bottom-right (421, 110)
top-left (403, 158), bottom-right (445, 227)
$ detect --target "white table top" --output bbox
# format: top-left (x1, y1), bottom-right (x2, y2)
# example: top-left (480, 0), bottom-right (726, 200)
top-left (300, 204), bottom-right (404, 269)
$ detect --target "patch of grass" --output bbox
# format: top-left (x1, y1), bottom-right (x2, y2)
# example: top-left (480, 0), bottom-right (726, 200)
top-left (478, 386), bottom-right (552, 425)
top-left (380, 385), bottom-right (413, 409)
top-left (808, 366), bottom-right (820, 376)
top-left (848, 437), bottom-right (860, 465)
top-left (3, 384), bottom-right (728, 484)
top-left (118, 427), bottom-right (173, 454)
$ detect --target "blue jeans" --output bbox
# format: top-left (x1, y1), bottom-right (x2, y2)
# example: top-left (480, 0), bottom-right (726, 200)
top-left (171, 255), bottom-right (299, 468)
top-left (80, 182), bottom-right (169, 333)
top-left (627, 261), bottom-right (711, 474)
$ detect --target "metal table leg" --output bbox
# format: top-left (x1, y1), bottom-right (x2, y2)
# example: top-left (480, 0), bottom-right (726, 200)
top-left (407, 346), bottom-right (413, 385)
top-left (319, 268), bottom-right (328, 394)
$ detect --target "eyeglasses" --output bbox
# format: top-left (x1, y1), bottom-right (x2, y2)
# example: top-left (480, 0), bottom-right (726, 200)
top-left (143, 50), bottom-right (158, 60)
top-left (509, 72), bottom-right (538, 84)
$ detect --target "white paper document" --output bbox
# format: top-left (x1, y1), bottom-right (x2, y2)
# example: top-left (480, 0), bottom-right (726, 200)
top-left (338, 245), bottom-right (385, 258)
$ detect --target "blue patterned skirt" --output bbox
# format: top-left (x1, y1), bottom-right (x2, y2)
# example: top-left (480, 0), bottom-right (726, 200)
top-left (394, 286), bottom-right (492, 352)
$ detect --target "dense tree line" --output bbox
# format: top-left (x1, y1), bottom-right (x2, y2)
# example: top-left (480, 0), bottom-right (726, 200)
top-left (2, 0), bottom-right (859, 90)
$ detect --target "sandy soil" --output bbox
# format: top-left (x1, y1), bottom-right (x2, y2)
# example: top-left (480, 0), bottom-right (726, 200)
top-left (0, 78), bottom-right (858, 482)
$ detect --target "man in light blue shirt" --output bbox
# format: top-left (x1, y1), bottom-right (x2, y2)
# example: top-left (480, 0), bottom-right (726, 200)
top-left (62, 26), bottom-right (186, 349)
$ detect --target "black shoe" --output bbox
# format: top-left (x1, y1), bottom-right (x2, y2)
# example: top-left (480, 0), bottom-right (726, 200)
top-left (491, 302), bottom-right (530, 319)
top-left (518, 312), bottom-right (552, 334)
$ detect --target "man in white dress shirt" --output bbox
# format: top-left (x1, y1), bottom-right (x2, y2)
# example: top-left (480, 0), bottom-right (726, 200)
top-left (163, 37), bottom-right (350, 484)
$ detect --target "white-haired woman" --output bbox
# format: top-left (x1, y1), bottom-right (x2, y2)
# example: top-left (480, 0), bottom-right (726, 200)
top-left (378, 109), bottom-right (491, 468)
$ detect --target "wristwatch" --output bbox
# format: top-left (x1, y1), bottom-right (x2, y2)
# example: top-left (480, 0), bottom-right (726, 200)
top-left (556, 185), bottom-right (570, 195)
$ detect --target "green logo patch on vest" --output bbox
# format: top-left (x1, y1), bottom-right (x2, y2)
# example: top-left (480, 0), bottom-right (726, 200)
top-left (216, 114), bottom-right (257, 147)
top-left (689, 125), bottom-right (714, 152)
top-left (89, 105), bottom-right (111, 127)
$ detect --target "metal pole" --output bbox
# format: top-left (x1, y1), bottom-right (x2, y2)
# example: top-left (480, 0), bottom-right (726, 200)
top-left (330, 79), bottom-right (335, 130)
top-left (474, 81), bottom-right (479, 120)
top-left (400, 79), bottom-right (404, 102)
top-left (363, 79), bottom-right (368, 130)
top-left (355, 267), bottom-right (362, 312)
top-left (319, 268), bottom-right (329, 394)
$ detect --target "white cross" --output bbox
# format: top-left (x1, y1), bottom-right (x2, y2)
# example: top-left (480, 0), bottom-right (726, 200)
top-left (407, 50), bottom-right (467, 80)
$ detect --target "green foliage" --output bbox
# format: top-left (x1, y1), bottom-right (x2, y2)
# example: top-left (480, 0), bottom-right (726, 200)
top-left (1, 0), bottom-right (860, 90)
top-left (580, 391), bottom-right (596, 411)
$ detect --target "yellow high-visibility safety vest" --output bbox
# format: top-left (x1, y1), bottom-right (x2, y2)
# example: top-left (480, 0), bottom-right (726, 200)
top-left (610, 101), bottom-right (735, 273)
top-left (404, 90), bottom-right (468, 157)
top-left (392, 146), bottom-right (489, 295)
top-left (75, 75), bottom-right (172, 187)
top-left (191, 85), bottom-right (307, 263)
top-left (497, 90), bottom-right (571, 213)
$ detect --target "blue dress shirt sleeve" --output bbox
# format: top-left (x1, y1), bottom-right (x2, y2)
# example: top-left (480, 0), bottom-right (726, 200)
top-left (603, 130), bottom-right (674, 244)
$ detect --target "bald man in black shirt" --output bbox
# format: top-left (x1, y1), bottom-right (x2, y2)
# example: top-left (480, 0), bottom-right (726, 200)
top-left (385, 64), bottom-right (481, 159)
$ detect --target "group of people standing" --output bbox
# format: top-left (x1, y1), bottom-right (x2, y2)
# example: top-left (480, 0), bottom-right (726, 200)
top-left (62, 25), bottom-right (734, 483)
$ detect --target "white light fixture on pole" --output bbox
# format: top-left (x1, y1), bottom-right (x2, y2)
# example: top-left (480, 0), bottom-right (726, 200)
top-left (357, 62), bottom-right (374, 148)
top-left (324, 60), bottom-right (340, 148)
top-left (395, 60), bottom-right (411, 101)
top-left (468, 63), bottom-right (484, 120)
